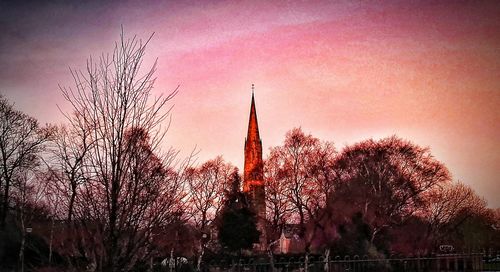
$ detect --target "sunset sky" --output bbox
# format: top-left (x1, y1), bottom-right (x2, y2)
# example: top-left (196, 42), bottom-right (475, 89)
top-left (1, 0), bottom-right (499, 206)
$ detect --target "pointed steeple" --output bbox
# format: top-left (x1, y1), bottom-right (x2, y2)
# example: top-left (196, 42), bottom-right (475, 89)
top-left (242, 84), bottom-right (267, 251)
top-left (246, 85), bottom-right (261, 143)
top-left (243, 84), bottom-right (263, 192)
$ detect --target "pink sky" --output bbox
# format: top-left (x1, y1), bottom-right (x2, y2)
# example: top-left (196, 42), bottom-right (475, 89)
top-left (1, 0), bottom-right (499, 206)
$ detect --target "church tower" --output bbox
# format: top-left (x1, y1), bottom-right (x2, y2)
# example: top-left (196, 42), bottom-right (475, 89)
top-left (243, 84), bottom-right (267, 251)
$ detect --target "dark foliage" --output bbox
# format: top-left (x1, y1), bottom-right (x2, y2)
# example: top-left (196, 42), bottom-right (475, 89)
top-left (218, 173), bottom-right (260, 253)
top-left (329, 212), bottom-right (373, 256)
top-left (219, 206), bottom-right (260, 252)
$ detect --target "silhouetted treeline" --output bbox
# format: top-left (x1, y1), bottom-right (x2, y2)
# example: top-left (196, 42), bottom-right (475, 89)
top-left (264, 129), bottom-right (499, 258)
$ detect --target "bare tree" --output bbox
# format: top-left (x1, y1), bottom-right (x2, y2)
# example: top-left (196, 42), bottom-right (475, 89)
top-left (186, 157), bottom-right (233, 230)
top-left (264, 155), bottom-right (293, 239)
top-left (48, 124), bottom-right (91, 224)
top-left (184, 156), bottom-right (233, 271)
top-left (424, 181), bottom-right (488, 248)
top-left (266, 128), bottom-right (336, 269)
top-left (330, 136), bottom-right (451, 248)
top-left (0, 95), bottom-right (52, 229)
top-left (59, 31), bottom-right (186, 271)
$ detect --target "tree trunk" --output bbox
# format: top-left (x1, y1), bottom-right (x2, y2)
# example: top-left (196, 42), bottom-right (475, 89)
top-left (0, 177), bottom-right (10, 228)
top-left (371, 228), bottom-right (379, 244)
top-left (106, 174), bottom-right (120, 272)
top-left (49, 216), bottom-right (55, 265)
top-left (169, 247), bottom-right (174, 272)
top-left (324, 248), bottom-right (330, 272)
top-left (196, 245), bottom-right (205, 272)
top-left (267, 242), bottom-right (277, 272)
top-left (304, 250), bottom-right (309, 272)
top-left (67, 185), bottom-right (76, 224)
top-left (18, 208), bottom-right (25, 272)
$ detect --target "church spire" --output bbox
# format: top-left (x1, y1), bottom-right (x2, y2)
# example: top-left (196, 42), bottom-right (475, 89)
top-left (242, 84), bottom-right (267, 251)
top-left (247, 84), bottom-right (260, 143)
top-left (243, 84), bottom-right (263, 192)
